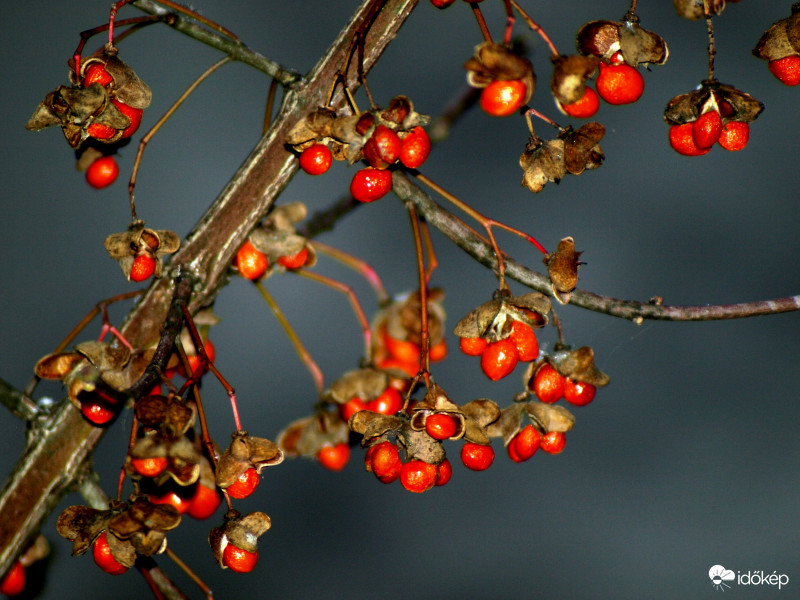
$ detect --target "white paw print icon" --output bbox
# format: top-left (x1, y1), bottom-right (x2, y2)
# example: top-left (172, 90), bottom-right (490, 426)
top-left (709, 565), bottom-right (735, 591)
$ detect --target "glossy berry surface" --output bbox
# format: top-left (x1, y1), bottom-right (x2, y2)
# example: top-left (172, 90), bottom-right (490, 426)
top-left (223, 544), bottom-right (258, 573)
top-left (317, 443), bottom-right (350, 471)
top-left (540, 431), bottom-right (566, 454)
top-left (692, 110), bottom-right (722, 149)
top-left (430, 0), bottom-right (456, 7)
top-left (235, 239), bottom-right (269, 280)
top-left (480, 338), bottom-right (519, 381)
top-left (149, 489), bottom-right (191, 514)
top-left (511, 424), bottom-right (541, 462)
top-left (425, 413), bottom-right (458, 440)
top-left (367, 387), bottom-right (403, 415)
top-left (559, 85), bottom-right (600, 118)
top-left (86, 155), bottom-right (119, 189)
top-left (480, 79), bottom-right (527, 116)
top-left (131, 456), bottom-right (168, 478)
top-left (459, 336), bottom-right (487, 356)
top-left (83, 63), bottom-right (113, 87)
top-left (367, 441), bottom-right (402, 483)
top-left (226, 467), bottom-right (260, 499)
top-left (531, 363), bottom-right (565, 404)
top-left (130, 254), bottom-right (156, 282)
top-left (768, 55), bottom-right (800, 86)
top-left (340, 397), bottom-right (367, 421)
top-left (0, 561), bottom-right (25, 597)
top-left (363, 125), bottom-right (401, 169)
top-left (435, 459), bottom-right (453, 486)
top-left (596, 63), bottom-right (644, 105)
top-left (111, 99), bottom-right (143, 138)
top-left (399, 126), bottom-right (431, 168)
top-left (187, 483), bottom-right (222, 520)
top-left (87, 122), bottom-right (117, 140)
top-left (461, 442), bottom-right (495, 471)
top-left (400, 460), bottom-right (438, 493)
top-left (509, 320), bottom-right (539, 362)
top-left (81, 400), bottom-right (116, 425)
top-left (718, 121), bottom-right (750, 151)
top-left (277, 246), bottom-right (309, 270)
top-left (350, 167), bottom-right (393, 203)
top-left (93, 532), bottom-right (129, 575)
top-left (563, 378), bottom-right (597, 406)
top-left (299, 143), bottom-right (332, 175)
top-left (668, 123), bottom-right (710, 157)
top-left (382, 329), bottom-right (420, 363)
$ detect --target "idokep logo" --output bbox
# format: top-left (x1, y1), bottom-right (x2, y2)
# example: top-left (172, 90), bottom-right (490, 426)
top-left (709, 564), bottom-right (790, 591)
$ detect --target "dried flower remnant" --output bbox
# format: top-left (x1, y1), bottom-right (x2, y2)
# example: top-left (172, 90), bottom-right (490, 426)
top-left (577, 16), bottom-right (668, 67)
top-left (104, 221), bottom-right (180, 281)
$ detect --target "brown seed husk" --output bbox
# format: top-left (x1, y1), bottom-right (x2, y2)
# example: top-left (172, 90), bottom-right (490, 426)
top-left (543, 237), bottom-right (583, 304)
top-left (551, 346), bottom-right (610, 387)
top-left (408, 383), bottom-right (466, 440)
top-left (323, 368), bottom-right (391, 405)
top-left (753, 7), bottom-right (800, 61)
top-left (217, 432), bottom-right (284, 488)
top-left (664, 82), bottom-right (764, 125)
top-left (551, 54), bottom-right (600, 105)
top-left (461, 399), bottom-right (501, 444)
top-left (562, 123), bottom-right (605, 176)
top-left (526, 400), bottom-right (576, 433)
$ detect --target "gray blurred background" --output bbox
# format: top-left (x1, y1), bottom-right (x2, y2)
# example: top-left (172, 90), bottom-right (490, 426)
top-left (2, 1), bottom-right (798, 598)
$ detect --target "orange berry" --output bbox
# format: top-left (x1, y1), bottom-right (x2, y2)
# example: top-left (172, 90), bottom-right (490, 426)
top-left (131, 456), bottom-right (168, 478)
top-left (187, 483), bottom-right (222, 520)
top-left (111, 99), bottom-right (143, 138)
top-left (435, 458), bottom-right (453, 486)
top-left (85, 155), bottom-right (119, 189)
top-left (563, 378), bottom-right (597, 406)
top-left (317, 443), bottom-right (350, 471)
top-left (92, 532), bottom-right (129, 575)
top-left (480, 79), bottom-right (527, 116)
top-left (429, 338), bottom-right (448, 362)
top-left (367, 441), bottom-right (403, 484)
top-left (82, 63), bottom-right (113, 87)
top-left (367, 387), bottom-right (403, 415)
top-left (768, 55), bottom-right (800, 86)
top-left (460, 442), bottom-right (495, 471)
top-left (81, 400), bottom-right (116, 425)
top-left (399, 126), bottom-right (431, 168)
top-left (400, 460), bottom-right (438, 493)
top-left (350, 167), bottom-right (393, 203)
top-left (382, 328), bottom-right (420, 363)
top-left (223, 544), bottom-right (258, 573)
top-left (558, 85), bottom-right (600, 118)
top-left (0, 561), bottom-right (25, 597)
top-left (226, 467), bottom-right (260, 499)
top-left (511, 424), bottom-right (541, 462)
top-left (339, 397), bottom-right (367, 421)
top-left (425, 413), bottom-right (457, 440)
top-left (692, 110), bottom-right (722, 149)
top-left (363, 125), bottom-right (402, 169)
top-left (540, 431), bottom-right (566, 454)
top-left (668, 123), bottom-right (711, 157)
top-left (718, 121), bottom-right (750, 152)
top-left (596, 63), bottom-right (644, 105)
top-left (531, 363), bottom-right (565, 404)
top-left (480, 338), bottom-right (519, 381)
top-left (130, 254), bottom-right (156, 282)
top-left (509, 320), bottom-right (539, 362)
top-left (299, 143), bottom-right (332, 175)
top-left (149, 489), bottom-right (191, 514)
top-left (459, 336), bottom-right (487, 356)
top-left (235, 239), bottom-right (269, 280)
top-left (277, 246), bottom-right (309, 270)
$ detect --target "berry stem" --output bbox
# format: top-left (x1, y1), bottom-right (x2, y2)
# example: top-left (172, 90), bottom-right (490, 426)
top-left (292, 269), bottom-right (373, 364)
top-left (72, 16), bottom-right (163, 78)
top-left (309, 241), bottom-right (389, 305)
top-left (703, 0), bottom-right (717, 81)
top-left (508, 0), bottom-right (559, 58)
top-left (501, 0), bottom-right (516, 45)
top-left (164, 547), bottom-right (213, 600)
top-left (254, 282), bottom-right (325, 396)
top-left (469, 2), bottom-right (494, 44)
top-left (129, 56), bottom-right (232, 221)
top-left (408, 206), bottom-right (432, 387)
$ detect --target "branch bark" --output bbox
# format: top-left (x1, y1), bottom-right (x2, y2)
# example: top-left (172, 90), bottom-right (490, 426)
top-left (0, 0), bottom-right (420, 578)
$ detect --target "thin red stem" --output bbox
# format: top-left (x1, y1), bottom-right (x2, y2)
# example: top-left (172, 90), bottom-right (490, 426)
top-left (408, 207), bottom-right (431, 387)
top-left (508, 0), bottom-right (559, 57)
top-left (469, 3), bottom-right (493, 43)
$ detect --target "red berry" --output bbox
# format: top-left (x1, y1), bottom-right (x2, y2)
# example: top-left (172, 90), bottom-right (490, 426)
top-left (363, 125), bottom-right (402, 169)
top-left (540, 431), bottom-right (566, 454)
top-left (425, 413), bottom-right (457, 440)
top-left (299, 143), bottom-right (332, 175)
top-left (131, 456), bottom-right (168, 478)
top-left (692, 110), bottom-right (722, 149)
top-left (480, 338), bottom-right (519, 381)
top-left (511, 424), bottom-right (541, 462)
top-left (111, 99), bottom-right (143, 138)
top-left (460, 442), bottom-right (495, 471)
top-left (367, 387), bottom-right (403, 416)
top-left (563, 378), bottom-right (597, 406)
top-left (596, 63), bottom-right (644, 105)
top-left (509, 320), bottom-right (539, 362)
top-left (507, 438), bottom-right (523, 463)
top-left (149, 489), bottom-right (191, 514)
top-left (81, 400), bottom-right (116, 425)
top-left (368, 441), bottom-right (403, 484)
top-left (339, 397), bottom-right (367, 422)
top-left (718, 121), bottom-right (750, 152)
top-left (531, 363), bottom-right (565, 404)
top-left (400, 460), bottom-right (438, 493)
top-left (768, 55), bottom-right (800, 86)
top-left (459, 336), bottom-right (487, 356)
top-left (608, 51), bottom-right (625, 65)
top-left (178, 338), bottom-right (216, 378)
top-left (187, 483), bottom-right (222, 520)
top-left (317, 443), bottom-right (350, 471)
top-left (226, 467), bottom-right (260, 499)
top-left (429, 338), bottom-right (448, 362)
top-left (668, 123), bottom-right (711, 157)
top-left (87, 122), bottom-right (118, 140)
top-left (382, 328), bottom-right (420, 363)
top-left (85, 155), bottom-right (119, 189)
top-left (130, 254), bottom-right (156, 282)
top-left (399, 126), bottom-right (431, 168)
top-left (223, 544), bottom-right (258, 573)
top-left (480, 79), bottom-right (527, 116)
top-left (83, 63), bottom-right (113, 87)
top-left (435, 459), bottom-right (453, 486)
top-left (277, 247), bottom-right (309, 270)
top-left (0, 561), bottom-right (25, 597)
top-left (558, 85), bottom-right (600, 119)
top-left (350, 167), bottom-right (393, 203)
top-left (92, 532), bottom-right (129, 575)
top-left (430, 0), bottom-right (456, 7)
top-left (235, 239), bottom-right (269, 280)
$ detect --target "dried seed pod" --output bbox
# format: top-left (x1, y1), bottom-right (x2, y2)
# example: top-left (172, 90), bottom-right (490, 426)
top-left (577, 16), bottom-right (668, 66)
top-left (551, 54), bottom-right (600, 105)
top-left (562, 123), bottom-right (605, 175)
top-left (753, 4), bottom-right (800, 62)
top-left (673, 0), bottom-right (728, 21)
top-left (323, 368), bottom-right (392, 406)
top-left (216, 432), bottom-right (284, 489)
top-left (550, 346), bottom-right (610, 387)
top-left (465, 42), bottom-right (535, 101)
top-left (397, 426), bottom-right (446, 465)
top-left (26, 84), bottom-right (118, 147)
top-left (107, 497), bottom-right (181, 558)
top-left (209, 510), bottom-right (271, 568)
top-left (460, 399), bottom-right (502, 445)
top-left (408, 383), bottom-right (466, 440)
top-left (520, 137), bottom-right (566, 193)
top-left (543, 237), bottom-right (583, 304)
top-left (285, 107), bottom-right (338, 149)
top-left (526, 400), bottom-right (576, 433)
top-left (664, 81), bottom-right (764, 125)
top-left (486, 402), bottom-right (527, 447)
top-left (127, 432), bottom-right (202, 486)
top-left (454, 292), bottom-right (549, 342)
top-left (348, 410), bottom-right (405, 445)
top-left (277, 411), bottom-right (349, 457)
top-left (70, 51), bottom-right (152, 109)
top-left (104, 220), bottom-right (180, 281)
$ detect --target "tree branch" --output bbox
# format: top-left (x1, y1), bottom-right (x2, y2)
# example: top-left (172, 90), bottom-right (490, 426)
top-left (392, 171), bottom-right (800, 322)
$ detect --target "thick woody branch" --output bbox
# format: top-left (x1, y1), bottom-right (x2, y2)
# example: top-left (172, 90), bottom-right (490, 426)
top-left (392, 171), bottom-right (800, 322)
top-left (0, 0), bottom-right (420, 578)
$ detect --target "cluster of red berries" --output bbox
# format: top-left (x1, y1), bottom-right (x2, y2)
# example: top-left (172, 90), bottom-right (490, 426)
top-left (530, 362), bottom-right (597, 406)
top-left (81, 62), bottom-right (143, 141)
top-left (506, 423), bottom-right (566, 462)
top-left (668, 102), bottom-right (750, 155)
top-left (375, 323), bottom-right (447, 377)
top-left (458, 318), bottom-right (539, 381)
top-left (364, 439), bottom-right (459, 493)
top-left (558, 51), bottom-right (643, 119)
top-left (234, 238), bottom-right (310, 281)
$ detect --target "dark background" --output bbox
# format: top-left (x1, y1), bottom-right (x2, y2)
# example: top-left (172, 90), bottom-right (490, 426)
top-left (2, 1), bottom-right (798, 598)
